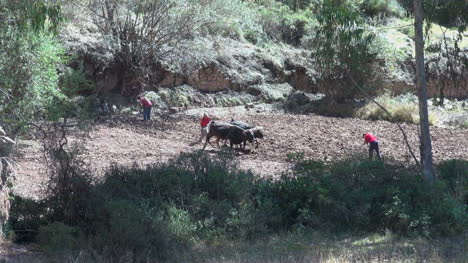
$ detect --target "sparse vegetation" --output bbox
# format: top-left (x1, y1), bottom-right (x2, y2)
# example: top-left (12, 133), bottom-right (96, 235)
top-left (356, 93), bottom-right (439, 125)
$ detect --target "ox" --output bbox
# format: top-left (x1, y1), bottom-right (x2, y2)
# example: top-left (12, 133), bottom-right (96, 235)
top-left (230, 119), bottom-right (264, 148)
top-left (246, 126), bottom-right (264, 148)
top-left (230, 120), bottom-right (255, 130)
top-left (203, 121), bottom-right (231, 150)
top-left (203, 121), bottom-right (254, 150)
top-left (227, 125), bottom-right (255, 150)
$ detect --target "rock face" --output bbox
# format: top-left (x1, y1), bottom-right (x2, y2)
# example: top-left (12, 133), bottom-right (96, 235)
top-left (187, 63), bottom-right (232, 92)
top-left (61, 24), bottom-right (319, 99)
top-left (391, 80), bottom-right (468, 99)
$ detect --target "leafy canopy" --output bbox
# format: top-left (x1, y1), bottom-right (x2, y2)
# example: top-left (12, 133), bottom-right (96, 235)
top-left (312, 0), bottom-right (379, 99)
top-left (0, 0), bottom-right (66, 133)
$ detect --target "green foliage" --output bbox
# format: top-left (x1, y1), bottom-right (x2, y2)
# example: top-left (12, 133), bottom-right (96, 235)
top-left (8, 151), bottom-right (466, 260)
top-left (438, 160), bottom-right (468, 204)
top-left (275, 0), bottom-right (319, 11)
top-left (399, 0), bottom-right (468, 29)
top-left (37, 222), bottom-right (82, 254)
top-left (360, 0), bottom-right (405, 18)
top-left (60, 66), bottom-right (95, 97)
top-left (312, 0), bottom-right (380, 100)
top-left (0, 32), bottom-right (65, 130)
top-left (251, 0), bottom-right (315, 46)
top-left (7, 195), bottom-right (47, 242)
top-left (1, 0), bottom-right (64, 34)
top-left (201, 0), bottom-right (267, 44)
top-left (0, 0), bottom-right (67, 133)
top-left (286, 158), bottom-right (467, 236)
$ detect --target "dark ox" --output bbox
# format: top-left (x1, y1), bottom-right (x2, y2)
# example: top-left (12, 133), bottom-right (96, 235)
top-left (203, 121), bottom-right (231, 150)
top-left (203, 121), bottom-right (254, 150)
top-left (230, 120), bottom-right (264, 148)
top-left (230, 120), bottom-right (255, 130)
top-left (227, 125), bottom-right (255, 150)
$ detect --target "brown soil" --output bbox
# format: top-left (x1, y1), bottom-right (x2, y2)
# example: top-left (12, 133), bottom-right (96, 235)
top-left (13, 108), bottom-right (468, 199)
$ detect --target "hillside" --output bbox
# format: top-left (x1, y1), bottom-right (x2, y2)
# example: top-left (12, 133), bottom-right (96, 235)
top-left (59, 1), bottom-right (468, 109)
top-left (1, 0), bottom-right (468, 262)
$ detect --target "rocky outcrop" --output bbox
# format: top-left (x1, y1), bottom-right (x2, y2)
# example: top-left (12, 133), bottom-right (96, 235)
top-left (390, 80), bottom-right (468, 99)
top-left (61, 23), bottom-right (468, 103)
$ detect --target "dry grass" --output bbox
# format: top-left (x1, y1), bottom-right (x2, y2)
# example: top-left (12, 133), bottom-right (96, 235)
top-left (356, 94), bottom-right (437, 126)
top-left (4, 228), bottom-right (466, 262)
top-left (195, 231), bottom-right (467, 263)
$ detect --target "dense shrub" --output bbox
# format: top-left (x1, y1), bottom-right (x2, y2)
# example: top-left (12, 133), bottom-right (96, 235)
top-left (60, 66), bottom-right (95, 97)
top-left (8, 151), bottom-right (467, 261)
top-left (37, 222), bottom-right (82, 254)
top-left (312, 0), bottom-right (383, 101)
top-left (257, 157), bottom-right (466, 236)
top-left (248, 0), bottom-right (316, 46)
top-left (360, 0), bottom-right (405, 18)
top-left (0, 30), bottom-right (67, 132)
top-left (7, 196), bottom-right (47, 242)
top-left (201, 0), bottom-right (267, 44)
top-left (437, 160), bottom-right (468, 204)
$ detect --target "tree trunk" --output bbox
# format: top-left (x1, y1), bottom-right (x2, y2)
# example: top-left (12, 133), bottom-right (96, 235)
top-left (414, 0), bottom-right (435, 183)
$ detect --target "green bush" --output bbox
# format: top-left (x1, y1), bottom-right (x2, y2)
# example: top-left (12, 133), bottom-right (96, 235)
top-left (0, 30), bottom-right (68, 132)
top-left (438, 160), bottom-right (468, 204)
top-left (251, 0), bottom-right (315, 46)
top-left (37, 222), bottom-right (82, 254)
top-left (284, 158), bottom-right (467, 236)
top-left (8, 151), bottom-right (467, 260)
top-left (312, 0), bottom-right (382, 101)
top-left (360, 0), bottom-right (405, 18)
top-left (200, 0), bottom-right (267, 44)
top-left (60, 66), bottom-right (95, 97)
top-left (82, 150), bottom-right (263, 259)
top-left (8, 195), bottom-right (47, 243)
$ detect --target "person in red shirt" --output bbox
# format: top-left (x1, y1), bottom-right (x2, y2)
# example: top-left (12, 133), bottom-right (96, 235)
top-left (197, 113), bottom-right (211, 143)
top-left (363, 133), bottom-right (382, 160)
top-left (137, 95), bottom-right (153, 121)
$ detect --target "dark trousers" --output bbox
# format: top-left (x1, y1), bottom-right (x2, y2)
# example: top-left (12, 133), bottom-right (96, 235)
top-left (143, 106), bottom-right (152, 120)
top-left (369, 141), bottom-right (382, 160)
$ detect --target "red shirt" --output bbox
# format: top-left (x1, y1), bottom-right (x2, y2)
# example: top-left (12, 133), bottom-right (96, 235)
top-left (200, 116), bottom-right (210, 127)
top-left (140, 97), bottom-right (152, 107)
top-left (364, 133), bottom-right (377, 144)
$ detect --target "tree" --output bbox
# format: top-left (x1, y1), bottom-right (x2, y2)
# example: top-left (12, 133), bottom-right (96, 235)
top-left (0, 0), bottom-right (64, 134)
top-left (312, 0), bottom-right (420, 165)
top-left (424, 0), bottom-right (468, 105)
top-left (312, 0), bottom-right (379, 101)
top-left (276, 0), bottom-right (314, 11)
top-left (87, 0), bottom-right (210, 95)
top-left (413, 0), bottom-right (434, 182)
top-left (0, 0), bottom-right (64, 233)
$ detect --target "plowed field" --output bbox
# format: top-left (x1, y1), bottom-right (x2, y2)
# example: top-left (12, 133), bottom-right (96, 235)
top-left (14, 106), bottom-right (468, 199)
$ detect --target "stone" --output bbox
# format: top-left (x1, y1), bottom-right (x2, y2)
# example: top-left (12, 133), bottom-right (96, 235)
top-left (169, 107), bottom-right (179, 113)
top-left (245, 103), bottom-right (255, 110)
